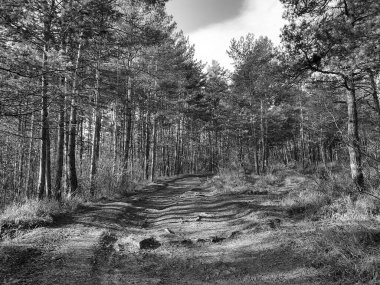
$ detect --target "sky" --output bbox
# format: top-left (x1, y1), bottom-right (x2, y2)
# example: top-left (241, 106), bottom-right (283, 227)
top-left (166, 0), bottom-right (286, 70)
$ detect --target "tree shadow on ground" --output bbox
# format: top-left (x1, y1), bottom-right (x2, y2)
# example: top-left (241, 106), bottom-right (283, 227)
top-left (0, 174), bottom-right (324, 285)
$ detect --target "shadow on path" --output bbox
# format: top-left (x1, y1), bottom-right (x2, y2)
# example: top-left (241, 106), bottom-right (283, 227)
top-left (0, 174), bottom-right (323, 285)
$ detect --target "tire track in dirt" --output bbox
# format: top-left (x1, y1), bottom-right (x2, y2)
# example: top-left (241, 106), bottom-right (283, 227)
top-left (1, 174), bottom-right (324, 284)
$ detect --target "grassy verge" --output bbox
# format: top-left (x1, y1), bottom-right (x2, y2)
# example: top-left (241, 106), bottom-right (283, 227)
top-left (0, 198), bottom-right (82, 239)
top-left (202, 166), bottom-right (288, 194)
top-left (280, 167), bottom-right (380, 284)
top-left (311, 221), bottom-right (380, 284)
top-left (210, 165), bottom-right (380, 284)
top-left (201, 168), bottom-right (251, 194)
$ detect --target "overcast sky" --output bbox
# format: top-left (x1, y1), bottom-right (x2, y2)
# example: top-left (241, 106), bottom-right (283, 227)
top-left (166, 0), bottom-right (286, 70)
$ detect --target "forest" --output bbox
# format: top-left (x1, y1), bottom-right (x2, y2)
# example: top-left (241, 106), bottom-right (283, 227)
top-left (0, 0), bottom-right (378, 203)
top-left (0, 0), bottom-right (380, 284)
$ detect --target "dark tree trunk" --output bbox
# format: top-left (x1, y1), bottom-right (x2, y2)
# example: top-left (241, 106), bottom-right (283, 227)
top-left (346, 76), bottom-right (364, 189)
top-left (55, 96), bottom-right (64, 200)
top-left (67, 37), bottom-right (82, 196)
top-left (90, 63), bottom-right (102, 196)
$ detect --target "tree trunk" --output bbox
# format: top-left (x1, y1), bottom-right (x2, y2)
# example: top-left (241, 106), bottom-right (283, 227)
top-left (123, 70), bottom-right (133, 172)
top-left (68, 36), bottom-right (83, 196)
top-left (112, 102), bottom-right (118, 175)
top-left (346, 77), bottom-right (364, 189)
top-left (38, 46), bottom-right (49, 200)
top-left (16, 110), bottom-right (25, 197)
top-left (299, 94), bottom-right (305, 168)
top-left (55, 101), bottom-right (64, 200)
top-left (68, 100), bottom-right (78, 195)
top-left (144, 112), bottom-right (151, 180)
top-left (89, 112), bottom-right (101, 196)
top-left (260, 98), bottom-right (266, 173)
top-left (369, 70), bottom-right (380, 120)
top-left (90, 62), bottom-right (102, 196)
top-left (45, 117), bottom-right (52, 198)
top-left (25, 112), bottom-right (35, 198)
top-left (150, 116), bottom-right (157, 181)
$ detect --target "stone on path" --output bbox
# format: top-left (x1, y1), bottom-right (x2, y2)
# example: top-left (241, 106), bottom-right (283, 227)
top-left (139, 237), bottom-right (161, 250)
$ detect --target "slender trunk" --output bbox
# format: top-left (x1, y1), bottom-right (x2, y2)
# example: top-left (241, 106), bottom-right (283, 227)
top-left (89, 112), bottom-right (101, 196)
top-left (64, 84), bottom-right (70, 195)
top-left (145, 112), bottom-right (151, 180)
top-left (175, 119), bottom-right (181, 175)
top-left (150, 116), bottom-right (157, 181)
top-left (55, 74), bottom-right (66, 200)
top-left (80, 115), bottom-right (85, 173)
top-left (68, 36), bottom-right (83, 196)
top-left (208, 130), bottom-right (213, 172)
top-left (260, 99), bottom-right (266, 173)
top-left (123, 73), bottom-right (132, 171)
top-left (25, 112), bottom-right (35, 198)
top-left (55, 1), bottom-right (69, 200)
top-left (346, 76), bottom-right (364, 189)
top-left (38, 46), bottom-right (49, 200)
top-left (68, 100), bottom-right (78, 195)
top-left (369, 70), bottom-right (380, 120)
top-left (16, 110), bottom-right (24, 197)
top-left (55, 106), bottom-right (64, 199)
top-left (90, 61), bottom-right (102, 196)
top-left (299, 94), bottom-right (305, 168)
top-left (112, 103), bottom-right (118, 175)
top-left (45, 117), bottom-right (52, 198)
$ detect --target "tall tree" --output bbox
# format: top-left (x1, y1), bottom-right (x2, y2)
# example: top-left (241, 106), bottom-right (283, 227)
top-left (281, 0), bottom-right (380, 189)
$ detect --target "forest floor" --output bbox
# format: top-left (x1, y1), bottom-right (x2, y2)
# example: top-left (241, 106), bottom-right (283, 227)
top-left (0, 173), bottom-right (329, 284)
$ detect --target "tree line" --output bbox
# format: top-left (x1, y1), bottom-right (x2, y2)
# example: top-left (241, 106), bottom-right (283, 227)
top-left (0, 0), bottom-right (379, 207)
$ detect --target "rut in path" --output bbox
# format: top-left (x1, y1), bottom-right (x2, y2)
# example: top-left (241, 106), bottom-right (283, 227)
top-left (1, 174), bottom-right (323, 285)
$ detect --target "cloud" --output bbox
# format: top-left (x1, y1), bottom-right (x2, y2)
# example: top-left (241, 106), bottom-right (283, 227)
top-left (188, 0), bottom-right (286, 70)
top-left (166, 0), bottom-right (245, 33)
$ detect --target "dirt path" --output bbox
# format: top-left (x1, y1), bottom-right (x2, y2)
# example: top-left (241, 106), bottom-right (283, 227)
top-left (1, 175), bottom-right (324, 285)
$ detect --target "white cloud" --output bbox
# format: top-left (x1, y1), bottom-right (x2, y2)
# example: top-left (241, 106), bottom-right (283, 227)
top-left (188, 0), bottom-right (286, 71)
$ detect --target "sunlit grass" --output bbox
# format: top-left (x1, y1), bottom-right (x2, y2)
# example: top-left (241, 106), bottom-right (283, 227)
top-left (311, 222), bottom-right (380, 284)
top-left (279, 165), bottom-right (380, 284)
top-left (208, 164), bottom-right (380, 284)
top-left (202, 168), bottom-right (250, 194)
top-left (0, 197), bottom-right (82, 230)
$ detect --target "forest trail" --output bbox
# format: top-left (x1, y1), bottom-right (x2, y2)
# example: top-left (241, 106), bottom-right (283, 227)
top-left (1, 174), bottom-right (324, 285)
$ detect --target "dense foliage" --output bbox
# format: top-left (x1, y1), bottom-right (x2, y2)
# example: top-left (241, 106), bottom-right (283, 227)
top-left (0, 0), bottom-right (379, 207)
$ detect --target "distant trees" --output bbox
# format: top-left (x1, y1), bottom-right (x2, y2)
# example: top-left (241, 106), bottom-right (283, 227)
top-left (226, 35), bottom-right (302, 174)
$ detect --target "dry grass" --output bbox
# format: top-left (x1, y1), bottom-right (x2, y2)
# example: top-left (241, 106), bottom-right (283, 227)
top-left (280, 165), bottom-right (380, 284)
top-left (202, 168), bottom-right (251, 194)
top-left (282, 188), bottom-right (331, 218)
top-left (311, 222), bottom-right (380, 284)
top-left (204, 165), bottom-right (291, 195)
top-left (0, 197), bottom-right (82, 231)
top-left (210, 164), bottom-right (380, 284)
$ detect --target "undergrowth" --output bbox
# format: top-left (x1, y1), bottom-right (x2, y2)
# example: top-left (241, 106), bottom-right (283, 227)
top-left (282, 165), bottom-right (380, 284)
top-left (311, 222), bottom-right (380, 284)
top-left (204, 165), bottom-right (288, 194)
top-left (0, 197), bottom-right (82, 234)
top-left (0, 158), bottom-right (144, 238)
top-left (210, 163), bottom-right (380, 284)
top-left (202, 168), bottom-right (251, 194)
